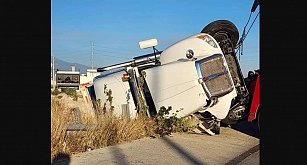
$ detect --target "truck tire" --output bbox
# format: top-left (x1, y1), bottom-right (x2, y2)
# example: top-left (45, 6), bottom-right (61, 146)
top-left (221, 105), bottom-right (247, 125)
top-left (221, 116), bottom-right (238, 125)
top-left (201, 20), bottom-right (239, 48)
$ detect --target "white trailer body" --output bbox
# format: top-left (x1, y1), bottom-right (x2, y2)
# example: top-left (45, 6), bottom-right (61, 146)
top-left (93, 70), bottom-right (137, 118)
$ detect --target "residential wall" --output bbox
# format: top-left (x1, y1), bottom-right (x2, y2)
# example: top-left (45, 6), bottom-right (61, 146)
top-left (80, 69), bottom-right (101, 84)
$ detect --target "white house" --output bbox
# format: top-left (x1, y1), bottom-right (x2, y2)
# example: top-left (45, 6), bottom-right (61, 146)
top-left (80, 69), bottom-right (101, 85)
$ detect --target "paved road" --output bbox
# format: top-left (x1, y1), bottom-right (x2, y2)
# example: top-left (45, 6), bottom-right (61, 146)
top-left (52, 122), bottom-right (259, 165)
top-left (237, 151), bottom-right (259, 165)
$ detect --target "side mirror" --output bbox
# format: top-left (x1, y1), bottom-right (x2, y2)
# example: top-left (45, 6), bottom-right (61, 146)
top-left (139, 38), bottom-right (158, 49)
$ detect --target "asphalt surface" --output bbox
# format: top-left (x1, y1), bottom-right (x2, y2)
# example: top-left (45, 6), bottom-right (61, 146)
top-left (52, 120), bottom-right (260, 165)
top-left (237, 151), bottom-right (259, 165)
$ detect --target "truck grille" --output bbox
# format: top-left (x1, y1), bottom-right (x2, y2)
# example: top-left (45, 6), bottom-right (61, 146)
top-left (196, 54), bottom-right (233, 97)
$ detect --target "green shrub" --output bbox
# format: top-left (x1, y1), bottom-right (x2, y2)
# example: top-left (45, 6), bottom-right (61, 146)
top-left (61, 88), bottom-right (78, 101)
top-left (52, 88), bottom-right (60, 95)
top-left (154, 106), bottom-right (197, 136)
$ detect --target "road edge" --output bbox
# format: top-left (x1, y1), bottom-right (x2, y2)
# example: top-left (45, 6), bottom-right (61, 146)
top-left (225, 144), bottom-right (260, 165)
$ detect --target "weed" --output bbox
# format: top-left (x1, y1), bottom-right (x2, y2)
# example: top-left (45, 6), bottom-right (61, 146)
top-left (136, 71), bottom-right (149, 115)
top-left (154, 106), bottom-right (197, 136)
top-left (61, 88), bottom-right (78, 101)
top-left (52, 88), bottom-right (60, 95)
top-left (51, 98), bottom-right (155, 161)
top-left (51, 80), bottom-right (196, 161)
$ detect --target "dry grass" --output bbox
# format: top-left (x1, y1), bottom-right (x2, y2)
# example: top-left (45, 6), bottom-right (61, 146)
top-left (51, 90), bottom-right (198, 162)
top-left (51, 98), bottom-right (156, 161)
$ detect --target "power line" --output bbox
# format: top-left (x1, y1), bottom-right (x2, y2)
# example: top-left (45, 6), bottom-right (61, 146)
top-left (243, 12), bottom-right (259, 42)
top-left (96, 46), bottom-right (136, 53)
top-left (236, 10), bottom-right (260, 60)
top-left (95, 53), bottom-right (131, 60)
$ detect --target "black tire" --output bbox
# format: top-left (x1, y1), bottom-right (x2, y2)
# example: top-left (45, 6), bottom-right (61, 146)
top-left (221, 116), bottom-right (237, 125)
top-left (201, 20), bottom-right (239, 48)
top-left (221, 110), bottom-right (239, 125)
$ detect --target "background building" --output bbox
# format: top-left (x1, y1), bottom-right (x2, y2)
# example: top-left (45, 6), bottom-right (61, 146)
top-left (80, 69), bottom-right (101, 85)
top-left (56, 65), bottom-right (80, 89)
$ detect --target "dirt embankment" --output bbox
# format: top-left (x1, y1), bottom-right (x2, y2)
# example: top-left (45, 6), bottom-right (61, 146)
top-left (51, 92), bottom-right (95, 117)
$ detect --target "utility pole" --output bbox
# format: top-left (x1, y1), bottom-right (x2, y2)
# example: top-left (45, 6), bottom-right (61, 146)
top-left (52, 56), bottom-right (55, 81)
top-left (91, 41), bottom-right (94, 69)
top-left (52, 55), bottom-right (55, 89)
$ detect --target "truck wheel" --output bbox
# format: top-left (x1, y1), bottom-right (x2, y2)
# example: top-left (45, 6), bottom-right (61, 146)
top-left (221, 115), bottom-right (238, 125)
top-left (201, 20), bottom-right (239, 48)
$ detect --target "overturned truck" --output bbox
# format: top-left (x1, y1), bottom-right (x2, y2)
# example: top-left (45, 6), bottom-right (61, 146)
top-left (88, 20), bottom-right (260, 135)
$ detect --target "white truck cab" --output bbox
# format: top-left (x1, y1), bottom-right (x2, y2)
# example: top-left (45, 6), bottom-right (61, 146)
top-left (91, 20), bottom-right (250, 135)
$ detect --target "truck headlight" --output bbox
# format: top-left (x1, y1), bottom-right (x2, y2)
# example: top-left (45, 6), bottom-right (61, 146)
top-left (186, 49), bottom-right (194, 59)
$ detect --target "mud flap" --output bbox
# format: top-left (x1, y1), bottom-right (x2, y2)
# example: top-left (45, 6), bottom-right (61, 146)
top-left (248, 73), bottom-right (260, 122)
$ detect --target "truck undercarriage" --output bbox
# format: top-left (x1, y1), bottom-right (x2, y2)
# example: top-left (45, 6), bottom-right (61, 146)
top-left (201, 20), bottom-right (250, 125)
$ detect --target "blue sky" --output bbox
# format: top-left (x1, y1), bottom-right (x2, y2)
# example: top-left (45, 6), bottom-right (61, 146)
top-left (51, 0), bottom-right (259, 76)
